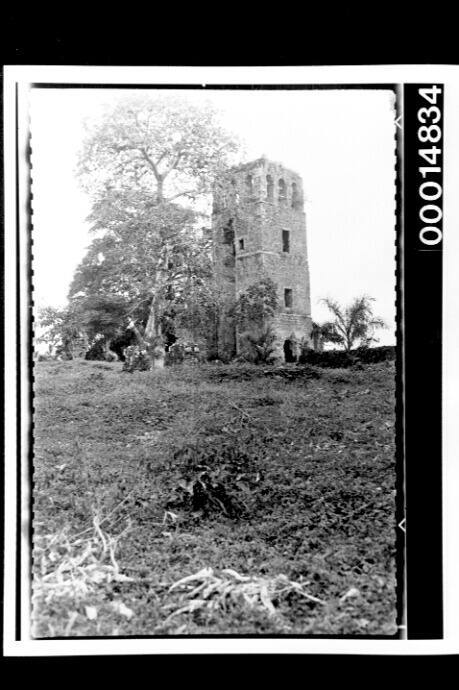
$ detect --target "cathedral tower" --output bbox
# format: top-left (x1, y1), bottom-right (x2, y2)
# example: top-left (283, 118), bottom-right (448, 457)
top-left (212, 157), bottom-right (312, 361)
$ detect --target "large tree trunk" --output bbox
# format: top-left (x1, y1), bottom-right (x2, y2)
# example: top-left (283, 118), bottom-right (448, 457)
top-left (144, 298), bottom-right (166, 369)
top-left (156, 178), bottom-right (164, 204)
top-left (143, 240), bottom-right (172, 369)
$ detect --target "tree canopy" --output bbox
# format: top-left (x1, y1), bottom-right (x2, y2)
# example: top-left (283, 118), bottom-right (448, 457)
top-left (77, 96), bottom-right (240, 206)
top-left (69, 202), bottom-right (213, 342)
top-left (71, 96), bottom-right (241, 360)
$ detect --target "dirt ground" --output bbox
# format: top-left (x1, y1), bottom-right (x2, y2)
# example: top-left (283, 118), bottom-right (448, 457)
top-left (32, 359), bottom-right (398, 637)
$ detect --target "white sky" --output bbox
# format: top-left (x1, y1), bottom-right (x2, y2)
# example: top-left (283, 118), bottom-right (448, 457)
top-left (30, 88), bottom-right (397, 345)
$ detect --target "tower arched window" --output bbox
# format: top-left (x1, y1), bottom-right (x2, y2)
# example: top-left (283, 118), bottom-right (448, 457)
top-left (266, 174), bottom-right (274, 201)
top-left (291, 182), bottom-right (300, 209)
top-left (278, 178), bottom-right (287, 204)
top-left (245, 174), bottom-right (254, 196)
top-left (231, 178), bottom-right (240, 204)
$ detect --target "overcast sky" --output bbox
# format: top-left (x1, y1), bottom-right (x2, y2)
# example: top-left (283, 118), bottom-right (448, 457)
top-left (30, 87), bottom-right (397, 345)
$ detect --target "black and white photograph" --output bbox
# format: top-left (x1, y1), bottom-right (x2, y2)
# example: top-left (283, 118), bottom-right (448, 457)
top-left (3, 65), bottom-right (458, 655)
top-left (28, 84), bottom-right (398, 638)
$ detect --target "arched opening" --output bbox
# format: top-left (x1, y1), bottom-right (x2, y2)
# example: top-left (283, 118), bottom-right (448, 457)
top-left (266, 174), bottom-right (274, 200)
top-left (231, 178), bottom-right (240, 204)
top-left (291, 182), bottom-right (300, 209)
top-left (278, 178), bottom-right (287, 204)
top-left (245, 174), bottom-right (254, 196)
top-left (283, 339), bottom-right (297, 363)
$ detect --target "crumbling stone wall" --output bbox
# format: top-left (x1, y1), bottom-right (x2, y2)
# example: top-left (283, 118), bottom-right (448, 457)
top-left (212, 157), bottom-right (313, 361)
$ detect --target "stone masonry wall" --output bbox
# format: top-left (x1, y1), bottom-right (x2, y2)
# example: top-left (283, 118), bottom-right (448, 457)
top-left (212, 157), bottom-right (313, 361)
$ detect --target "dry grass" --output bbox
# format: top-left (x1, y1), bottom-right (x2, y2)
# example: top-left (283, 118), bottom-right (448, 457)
top-left (32, 517), bottom-right (134, 636)
top-left (164, 567), bottom-right (326, 623)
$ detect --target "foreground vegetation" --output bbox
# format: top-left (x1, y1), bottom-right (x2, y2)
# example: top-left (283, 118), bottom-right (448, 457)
top-left (32, 359), bottom-right (397, 637)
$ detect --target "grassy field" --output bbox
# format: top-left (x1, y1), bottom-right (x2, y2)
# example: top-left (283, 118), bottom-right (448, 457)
top-left (32, 359), bottom-right (398, 637)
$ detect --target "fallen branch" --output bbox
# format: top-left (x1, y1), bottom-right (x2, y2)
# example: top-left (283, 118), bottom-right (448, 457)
top-left (164, 567), bottom-right (326, 624)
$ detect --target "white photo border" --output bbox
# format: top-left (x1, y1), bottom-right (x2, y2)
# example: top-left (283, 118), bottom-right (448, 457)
top-left (3, 64), bottom-right (459, 656)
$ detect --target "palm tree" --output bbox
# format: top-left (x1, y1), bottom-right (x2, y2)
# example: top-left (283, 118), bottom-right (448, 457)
top-left (319, 295), bottom-right (386, 352)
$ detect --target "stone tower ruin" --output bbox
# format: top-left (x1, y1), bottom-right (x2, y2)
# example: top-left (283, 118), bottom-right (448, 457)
top-left (212, 157), bottom-right (313, 362)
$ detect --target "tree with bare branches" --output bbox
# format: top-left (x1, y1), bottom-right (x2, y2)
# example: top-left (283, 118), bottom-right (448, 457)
top-left (76, 96), bottom-right (240, 367)
top-left (78, 96), bottom-right (239, 205)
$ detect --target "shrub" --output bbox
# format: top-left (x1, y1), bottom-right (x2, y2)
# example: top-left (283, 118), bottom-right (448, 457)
top-left (299, 345), bottom-right (395, 369)
top-left (167, 434), bottom-right (265, 518)
top-left (37, 354), bottom-right (55, 362)
top-left (322, 368), bottom-right (352, 384)
top-left (354, 345), bottom-right (396, 364)
top-left (231, 277), bottom-right (278, 332)
top-left (166, 342), bottom-right (203, 366)
top-left (238, 324), bottom-right (278, 365)
top-left (122, 345), bottom-right (151, 372)
top-left (85, 338), bottom-right (108, 361)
